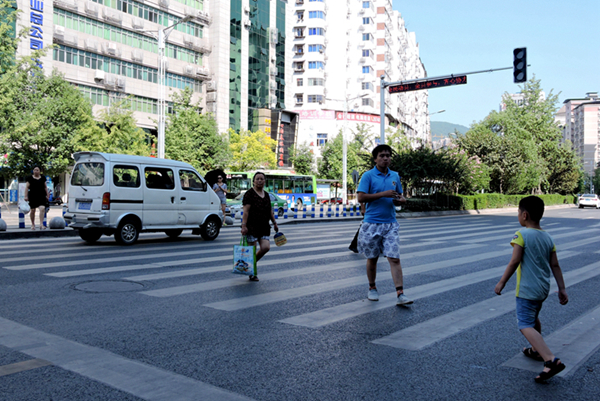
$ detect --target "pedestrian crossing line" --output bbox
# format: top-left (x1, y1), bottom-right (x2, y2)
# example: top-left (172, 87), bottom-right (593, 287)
top-left (1, 232), bottom-right (351, 265)
top-left (371, 256), bottom-right (599, 351)
top-left (134, 241), bottom-right (478, 281)
top-left (460, 226), bottom-right (576, 243)
top-left (399, 224), bottom-right (514, 240)
top-left (6, 233), bottom-right (354, 271)
top-left (279, 248), bottom-right (581, 329)
top-left (126, 243), bottom-right (481, 282)
top-left (502, 304), bottom-right (600, 377)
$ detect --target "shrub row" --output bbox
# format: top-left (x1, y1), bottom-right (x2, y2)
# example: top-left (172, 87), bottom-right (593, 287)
top-left (402, 194), bottom-right (577, 212)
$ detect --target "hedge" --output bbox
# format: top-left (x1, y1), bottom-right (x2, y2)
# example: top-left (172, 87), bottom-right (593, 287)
top-left (402, 194), bottom-right (577, 212)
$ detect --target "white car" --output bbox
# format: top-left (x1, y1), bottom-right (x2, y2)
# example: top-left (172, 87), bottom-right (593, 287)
top-left (578, 194), bottom-right (600, 209)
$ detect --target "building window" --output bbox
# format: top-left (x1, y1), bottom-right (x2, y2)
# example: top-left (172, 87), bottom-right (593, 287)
top-left (362, 49), bottom-right (371, 57)
top-left (308, 44), bottom-right (324, 52)
top-left (362, 66), bottom-right (372, 74)
top-left (317, 133), bottom-right (327, 146)
top-left (362, 98), bottom-right (374, 107)
top-left (308, 78), bottom-right (324, 86)
top-left (362, 1), bottom-right (370, 8)
top-left (362, 82), bottom-right (373, 90)
top-left (362, 17), bottom-right (371, 24)
top-left (308, 61), bottom-right (324, 69)
top-left (297, 78), bottom-right (303, 86)
top-left (296, 94), bottom-right (303, 104)
top-left (309, 28), bottom-right (325, 36)
top-left (295, 45), bottom-right (304, 54)
top-left (308, 95), bottom-right (324, 103)
top-left (362, 33), bottom-right (371, 41)
top-left (294, 62), bottom-right (304, 71)
top-left (297, 11), bottom-right (304, 21)
top-left (309, 11), bottom-right (325, 19)
top-left (309, 0), bottom-right (324, 2)
top-left (295, 28), bottom-right (304, 37)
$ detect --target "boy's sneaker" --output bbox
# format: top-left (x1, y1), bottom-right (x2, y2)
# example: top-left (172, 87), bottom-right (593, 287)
top-left (396, 293), bottom-right (413, 305)
top-left (368, 289), bottom-right (379, 301)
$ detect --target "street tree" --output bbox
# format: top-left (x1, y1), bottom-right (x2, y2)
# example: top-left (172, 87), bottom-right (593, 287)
top-left (228, 128), bottom-right (277, 171)
top-left (74, 97), bottom-right (151, 156)
top-left (165, 87), bottom-right (230, 174)
top-left (0, 60), bottom-right (97, 178)
top-left (0, 1), bottom-right (23, 74)
top-left (289, 142), bottom-right (315, 175)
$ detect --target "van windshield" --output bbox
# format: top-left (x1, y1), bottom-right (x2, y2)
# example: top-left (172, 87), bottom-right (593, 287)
top-left (71, 163), bottom-right (105, 186)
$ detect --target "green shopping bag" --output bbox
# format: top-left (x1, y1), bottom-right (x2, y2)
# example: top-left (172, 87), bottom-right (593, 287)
top-left (232, 236), bottom-right (257, 276)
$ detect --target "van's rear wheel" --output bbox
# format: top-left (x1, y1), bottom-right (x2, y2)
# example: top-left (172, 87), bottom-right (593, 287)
top-left (79, 228), bottom-right (102, 244)
top-left (200, 217), bottom-right (221, 241)
top-left (165, 229), bottom-right (183, 238)
top-left (115, 218), bottom-right (139, 245)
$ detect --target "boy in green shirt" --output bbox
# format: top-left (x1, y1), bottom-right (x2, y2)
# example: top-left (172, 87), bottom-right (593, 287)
top-left (495, 196), bottom-right (568, 383)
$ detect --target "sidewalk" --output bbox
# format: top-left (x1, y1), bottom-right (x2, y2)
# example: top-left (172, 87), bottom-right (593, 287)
top-left (0, 203), bottom-right (576, 240)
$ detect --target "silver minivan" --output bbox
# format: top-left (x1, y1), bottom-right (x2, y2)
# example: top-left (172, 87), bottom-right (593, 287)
top-left (64, 152), bottom-right (223, 245)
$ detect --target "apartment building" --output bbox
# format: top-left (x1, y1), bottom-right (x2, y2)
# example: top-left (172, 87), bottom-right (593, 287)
top-left (290, 0), bottom-right (428, 161)
top-left (558, 92), bottom-right (600, 176)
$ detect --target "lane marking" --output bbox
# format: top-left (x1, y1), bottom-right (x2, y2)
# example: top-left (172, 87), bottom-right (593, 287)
top-left (0, 317), bottom-right (253, 401)
top-left (0, 358), bottom-right (53, 377)
top-left (372, 257), bottom-right (600, 351)
top-left (502, 304), bottom-right (600, 377)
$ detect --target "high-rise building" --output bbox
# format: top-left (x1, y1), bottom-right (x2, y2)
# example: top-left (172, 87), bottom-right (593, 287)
top-left (290, 0), bottom-right (428, 162)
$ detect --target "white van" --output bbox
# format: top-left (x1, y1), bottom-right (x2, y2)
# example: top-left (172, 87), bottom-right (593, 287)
top-left (64, 152), bottom-right (223, 245)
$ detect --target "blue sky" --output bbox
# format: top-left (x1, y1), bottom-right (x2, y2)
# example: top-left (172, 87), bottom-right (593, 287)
top-left (393, 0), bottom-right (600, 128)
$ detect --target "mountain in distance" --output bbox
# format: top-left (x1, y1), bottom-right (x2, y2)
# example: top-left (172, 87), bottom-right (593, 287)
top-left (430, 121), bottom-right (470, 141)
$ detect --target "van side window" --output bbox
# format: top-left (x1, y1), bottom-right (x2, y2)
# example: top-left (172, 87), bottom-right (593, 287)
top-left (179, 170), bottom-right (207, 192)
top-left (113, 165), bottom-right (140, 188)
top-left (145, 167), bottom-right (175, 190)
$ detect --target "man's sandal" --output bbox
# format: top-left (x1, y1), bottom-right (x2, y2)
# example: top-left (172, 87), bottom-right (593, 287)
top-left (523, 347), bottom-right (544, 362)
top-left (535, 358), bottom-right (565, 383)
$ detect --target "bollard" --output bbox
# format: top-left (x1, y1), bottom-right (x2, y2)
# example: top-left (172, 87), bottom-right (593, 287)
top-left (335, 204), bottom-right (340, 218)
top-left (319, 203), bottom-right (323, 218)
top-left (303, 204), bottom-right (307, 219)
top-left (343, 204), bottom-right (347, 217)
top-left (274, 204), bottom-right (279, 220)
top-left (327, 204), bottom-right (331, 218)
top-left (311, 204), bottom-right (315, 218)
top-left (63, 204), bottom-right (68, 227)
top-left (19, 211), bottom-right (25, 228)
top-left (240, 210), bottom-right (243, 224)
top-left (43, 208), bottom-right (47, 228)
top-left (283, 204), bottom-right (288, 219)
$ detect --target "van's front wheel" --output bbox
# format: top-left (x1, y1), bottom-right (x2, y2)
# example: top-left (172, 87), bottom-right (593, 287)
top-left (115, 218), bottom-right (139, 245)
top-left (200, 217), bottom-right (221, 241)
top-left (79, 228), bottom-right (102, 244)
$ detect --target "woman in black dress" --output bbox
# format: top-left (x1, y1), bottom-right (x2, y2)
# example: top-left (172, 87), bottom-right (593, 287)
top-left (241, 172), bottom-right (278, 281)
top-left (24, 166), bottom-right (49, 230)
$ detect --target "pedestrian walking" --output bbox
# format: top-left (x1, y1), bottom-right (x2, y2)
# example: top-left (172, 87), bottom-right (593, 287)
top-left (24, 166), bottom-right (49, 231)
top-left (212, 175), bottom-right (228, 223)
top-left (241, 172), bottom-right (278, 282)
top-left (356, 144), bottom-right (412, 305)
top-left (494, 196), bottom-right (568, 383)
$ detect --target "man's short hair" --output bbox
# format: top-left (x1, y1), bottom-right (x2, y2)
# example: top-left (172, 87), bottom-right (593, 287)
top-left (519, 196), bottom-right (545, 223)
top-left (371, 144), bottom-right (393, 159)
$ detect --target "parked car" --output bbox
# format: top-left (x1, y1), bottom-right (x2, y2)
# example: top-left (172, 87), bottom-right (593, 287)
top-left (578, 194), bottom-right (600, 209)
top-left (227, 192), bottom-right (287, 217)
top-left (322, 197), bottom-right (343, 204)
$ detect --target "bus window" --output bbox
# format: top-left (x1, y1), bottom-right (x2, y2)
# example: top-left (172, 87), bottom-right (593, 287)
top-left (283, 179), bottom-right (293, 194)
top-left (273, 179), bottom-right (283, 193)
top-left (265, 179), bottom-right (274, 193)
top-left (294, 181), bottom-right (304, 193)
top-left (304, 179), bottom-right (314, 193)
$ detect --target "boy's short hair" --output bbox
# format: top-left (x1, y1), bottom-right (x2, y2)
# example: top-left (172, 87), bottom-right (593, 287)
top-left (371, 144), bottom-right (393, 159)
top-left (519, 196), bottom-right (545, 223)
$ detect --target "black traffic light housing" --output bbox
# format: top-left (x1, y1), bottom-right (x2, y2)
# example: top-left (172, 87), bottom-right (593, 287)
top-left (513, 47), bottom-right (527, 83)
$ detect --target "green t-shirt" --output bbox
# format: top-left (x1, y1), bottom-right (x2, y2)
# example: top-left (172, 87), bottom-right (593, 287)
top-left (511, 228), bottom-right (556, 301)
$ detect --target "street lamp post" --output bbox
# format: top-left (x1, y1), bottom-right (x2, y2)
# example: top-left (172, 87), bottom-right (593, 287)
top-left (136, 16), bottom-right (193, 159)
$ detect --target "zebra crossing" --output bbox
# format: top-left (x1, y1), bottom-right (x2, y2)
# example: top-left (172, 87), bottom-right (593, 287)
top-left (2, 214), bottom-right (600, 382)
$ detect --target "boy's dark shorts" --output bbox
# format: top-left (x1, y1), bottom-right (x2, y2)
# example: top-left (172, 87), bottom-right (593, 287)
top-left (516, 297), bottom-right (543, 330)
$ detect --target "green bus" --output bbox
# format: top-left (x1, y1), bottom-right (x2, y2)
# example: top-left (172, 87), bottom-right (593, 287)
top-left (226, 170), bottom-right (317, 209)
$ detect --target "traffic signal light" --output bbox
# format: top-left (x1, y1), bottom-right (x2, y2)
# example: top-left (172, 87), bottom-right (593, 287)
top-left (513, 47), bottom-right (527, 83)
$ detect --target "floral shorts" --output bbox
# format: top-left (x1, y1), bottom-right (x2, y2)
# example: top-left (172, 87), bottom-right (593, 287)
top-left (247, 234), bottom-right (270, 243)
top-left (357, 222), bottom-right (401, 259)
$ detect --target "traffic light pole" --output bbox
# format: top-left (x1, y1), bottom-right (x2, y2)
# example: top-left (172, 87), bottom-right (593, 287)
top-left (379, 65), bottom-right (523, 143)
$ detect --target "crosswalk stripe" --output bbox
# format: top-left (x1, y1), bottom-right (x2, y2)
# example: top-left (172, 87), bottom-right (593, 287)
top-left (462, 226), bottom-right (573, 243)
top-left (501, 304), bottom-right (600, 377)
top-left (371, 257), bottom-right (600, 351)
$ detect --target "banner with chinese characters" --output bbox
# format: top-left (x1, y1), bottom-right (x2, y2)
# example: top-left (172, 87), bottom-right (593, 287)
top-left (335, 112), bottom-right (381, 123)
top-left (29, 0), bottom-right (45, 69)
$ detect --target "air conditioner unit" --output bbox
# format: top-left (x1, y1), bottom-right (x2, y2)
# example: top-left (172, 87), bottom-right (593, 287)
top-left (185, 65), bottom-right (195, 75)
top-left (159, 0), bottom-right (170, 8)
top-left (94, 70), bottom-right (105, 81)
top-left (206, 102), bottom-right (217, 113)
top-left (319, 48), bottom-right (324, 53)
top-left (271, 55), bottom-right (277, 62)
top-left (107, 42), bottom-right (118, 55)
top-left (205, 81), bottom-right (217, 92)
top-left (131, 49), bottom-right (143, 62)
top-left (54, 26), bottom-right (65, 38)
top-left (207, 92), bottom-right (217, 102)
top-left (116, 77), bottom-right (126, 89)
top-left (84, 1), bottom-right (98, 16)
top-left (84, 38), bottom-right (98, 51)
top-left (244, 5), bottom-right (250, 13)
top-left (132, 18), bottom-right (144, 29)
top-left (244, 20), bottom-right (252, 28)
top-left (197, 66), bottom-right (209, 76)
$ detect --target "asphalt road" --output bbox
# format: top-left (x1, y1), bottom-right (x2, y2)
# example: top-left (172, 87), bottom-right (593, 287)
top-left (0, 207), bottom-right (599, 400)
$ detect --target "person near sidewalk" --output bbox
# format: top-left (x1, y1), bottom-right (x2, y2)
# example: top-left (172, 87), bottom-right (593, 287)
top-left (241, 172), bottom-right (278, 282)
top-left (494, 195), bottom-right (568, 383)
top-left (212, 175), bottom-right (228, 223)
top-left (25, 166), bottom-right (49, 231)
top-left (356, 144), bottom-right (412, 305)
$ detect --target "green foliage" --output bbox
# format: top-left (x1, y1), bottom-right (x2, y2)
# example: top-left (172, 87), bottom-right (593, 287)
top-left (74, 97), bottom-right (151, 156)
top-left (590, 170), bottom-right (600, 195)
top-left (289, 142), bottom-right (315, 175)
top-left (0, 1), bottom-right (23, 74)
top-left (403, 193), bottom-right (577, 212)
top-left (0, 61), bottom-right (96, 178)
top-left (165, 87), bottom-right (229, 174)
top-left (228, 128), bottom-right (277, 171)
top-left (456, 77), bottom-right (580, 195)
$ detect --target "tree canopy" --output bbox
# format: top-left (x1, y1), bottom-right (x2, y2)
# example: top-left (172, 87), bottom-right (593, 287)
top-left (228, 128), bottom-right (276, 171)
top-left (289, 142), bottom-right (315, 175)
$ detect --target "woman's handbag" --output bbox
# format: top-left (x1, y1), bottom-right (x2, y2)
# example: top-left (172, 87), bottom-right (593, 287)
top-left (232, 236), bottom-right (257, 276)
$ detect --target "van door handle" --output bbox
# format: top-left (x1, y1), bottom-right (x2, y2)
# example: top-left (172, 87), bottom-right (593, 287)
top-left (171, 197), bottom-right (175, 203)
top-left (181, 197), bottom-right (186, 201)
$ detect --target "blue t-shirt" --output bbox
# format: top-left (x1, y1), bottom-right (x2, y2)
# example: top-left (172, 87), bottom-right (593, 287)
top-left (511, 228), bottom-right (556, 301)
top-left (357, 166), bottom-right (403, 224)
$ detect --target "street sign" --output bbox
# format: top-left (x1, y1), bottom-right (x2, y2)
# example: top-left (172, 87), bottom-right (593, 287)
top-left (388, 75), bottom-right (467, 94)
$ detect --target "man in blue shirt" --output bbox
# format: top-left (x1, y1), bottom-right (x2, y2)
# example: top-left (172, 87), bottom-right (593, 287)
top-left (357, 144), bottom-right (412, 305)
